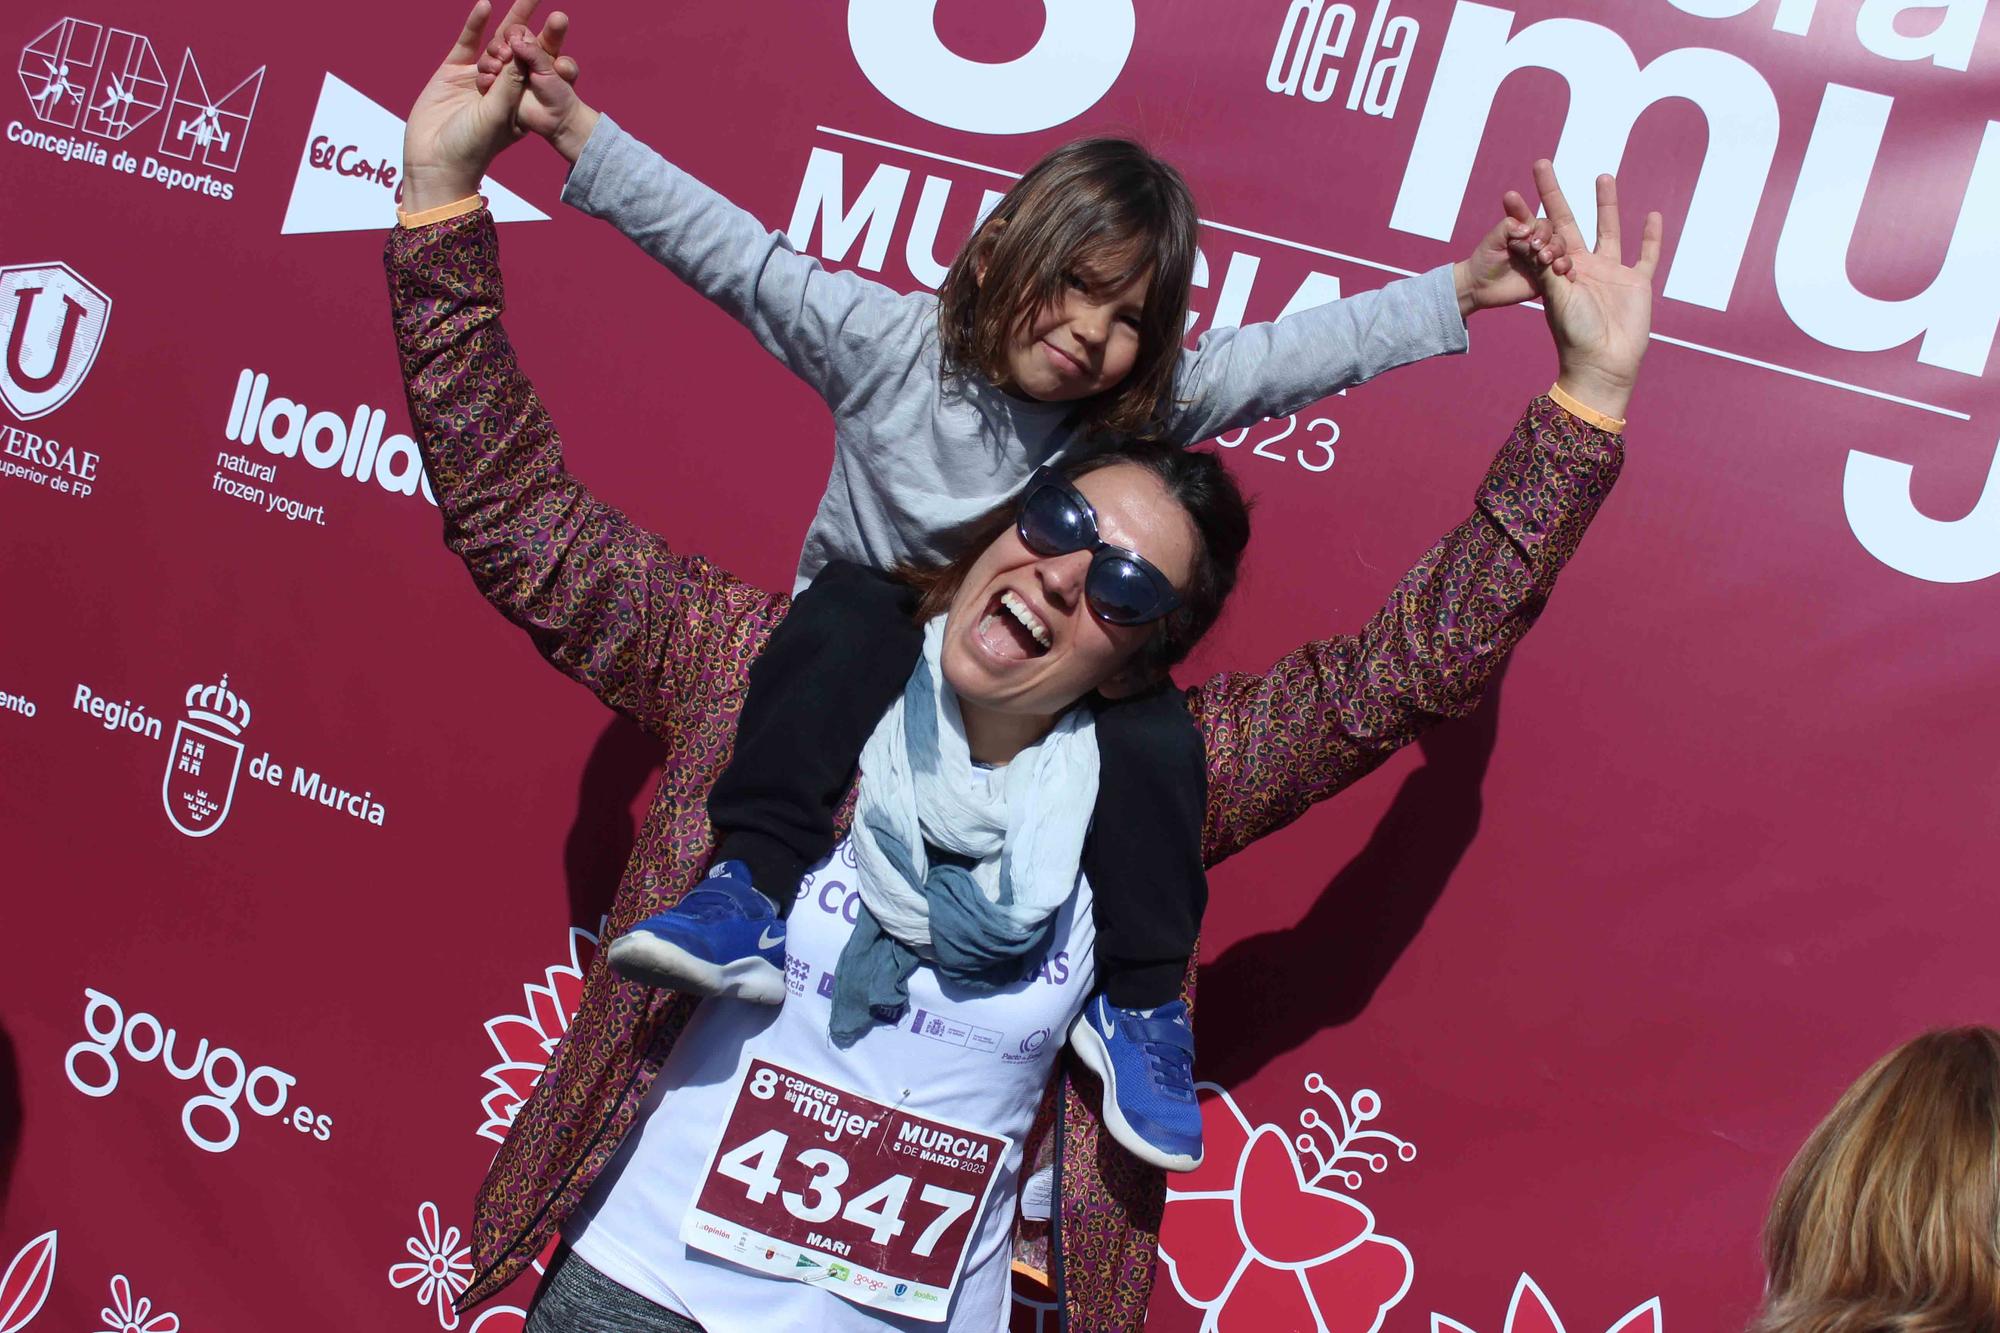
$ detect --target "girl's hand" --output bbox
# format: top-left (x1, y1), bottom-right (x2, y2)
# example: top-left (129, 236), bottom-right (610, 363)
top-left (476, 0), bottom-right (579, 90)
top-left (476, 1), bottom-right (598, 163)
top-left (1528, 162), bottom-right (1663, 421)
top-left (401, 1), bottom-right (533, 211)
top-left (1454, 186), bottom-right (1571, 318)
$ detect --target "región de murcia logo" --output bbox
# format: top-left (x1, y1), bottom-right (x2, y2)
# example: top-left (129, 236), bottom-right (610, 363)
top-left (69, 671), bottom-right (391, 838)
top-left (162, 672), bottom-right (251, 838)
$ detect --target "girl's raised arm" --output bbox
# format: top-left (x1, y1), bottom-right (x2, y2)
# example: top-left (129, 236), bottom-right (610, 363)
top-left (555, 112), bottom-right (921, 416)
top-left (1162, 202), bottom-right (1565, 446)
top-left (1165, 263), bottom-right (1468, 446)
top-left (477, 10), bottom-right (918, 415)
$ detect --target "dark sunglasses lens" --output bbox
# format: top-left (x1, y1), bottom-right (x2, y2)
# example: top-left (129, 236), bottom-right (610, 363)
top-left (1019, 484), bottom-right (1092, 555)
top-left (1087, 556), bottom-right (1167, 625)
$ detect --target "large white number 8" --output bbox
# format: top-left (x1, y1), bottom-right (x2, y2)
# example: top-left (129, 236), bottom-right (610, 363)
top-left (848, 1), bottom-right (1136, 134)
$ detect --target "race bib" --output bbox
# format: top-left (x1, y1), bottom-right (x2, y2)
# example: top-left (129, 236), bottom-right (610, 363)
top-left (682, 1058), bottom-right (1012, 1322)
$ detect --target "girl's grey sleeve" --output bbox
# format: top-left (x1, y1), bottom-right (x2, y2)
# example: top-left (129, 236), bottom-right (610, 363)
top-left (1165, 265), bottom-right (1468, 445)
top-left (561, 114), bottom-right (915, 412)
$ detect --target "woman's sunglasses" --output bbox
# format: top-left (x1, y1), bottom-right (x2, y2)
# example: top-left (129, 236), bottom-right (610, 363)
top-left (1015, 468), bottom-right (1182, 626)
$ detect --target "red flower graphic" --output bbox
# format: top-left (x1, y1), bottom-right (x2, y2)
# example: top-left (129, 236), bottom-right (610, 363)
top-left (1431, 1273), bottom-right (1663, 1333)
top-left (1159, 1080), bottom-right (1414, 1332)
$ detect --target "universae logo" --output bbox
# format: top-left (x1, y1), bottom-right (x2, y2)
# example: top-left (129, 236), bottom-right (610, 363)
top-left (0, 260), bottom-right (108, 421)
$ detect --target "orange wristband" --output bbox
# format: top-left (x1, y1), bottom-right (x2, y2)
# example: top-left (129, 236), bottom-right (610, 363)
top-left (1549, 382), bottom-right (1626, 433)
top-left (396, 195), bottom-right (484, 228)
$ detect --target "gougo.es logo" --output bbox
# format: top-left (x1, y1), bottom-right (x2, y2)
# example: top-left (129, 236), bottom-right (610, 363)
top-left (64, 986), bottom-right (333, 1153)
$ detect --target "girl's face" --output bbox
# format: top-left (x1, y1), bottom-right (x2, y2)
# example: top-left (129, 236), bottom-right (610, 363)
top-left (998, 256), bottom-right (1153, 404)
top-left (940, 462), bottom-right (1196, 763)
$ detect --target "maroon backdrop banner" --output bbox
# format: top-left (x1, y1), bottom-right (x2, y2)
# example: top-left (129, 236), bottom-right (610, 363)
top-left (3, 1), bottom-right (1996, 1330)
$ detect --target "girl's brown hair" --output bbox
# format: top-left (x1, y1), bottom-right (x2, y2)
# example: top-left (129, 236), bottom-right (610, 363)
top-left (1754, 1026), bottom-right (2000, 1333)
top-left (935, 138), bottom-right (1199, 440)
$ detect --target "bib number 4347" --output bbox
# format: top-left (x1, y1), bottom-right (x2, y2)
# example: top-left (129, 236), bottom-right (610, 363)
top-left (717, 1126), bottom-right (976, 1255)
top-left (683, 1059), bottom-right (1011, 1321)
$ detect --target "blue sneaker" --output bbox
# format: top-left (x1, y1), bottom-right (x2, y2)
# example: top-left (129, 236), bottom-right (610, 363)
top-left (1067, 994), bottom-right (1204, 1172)
top-left (606, 861), bottom-right (787, 1005)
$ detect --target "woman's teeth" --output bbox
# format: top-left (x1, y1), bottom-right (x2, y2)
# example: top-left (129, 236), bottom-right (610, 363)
top-left (999, 591), bottom-right (1051, 648)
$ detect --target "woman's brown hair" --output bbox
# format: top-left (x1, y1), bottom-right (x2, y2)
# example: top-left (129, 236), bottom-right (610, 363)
top-left (935, 138), bottom-right (1199, 440)
top-left (1754, 1026), bottom-right (2000, 1333)
top-left (900, 443), bottom-right (1251, 686)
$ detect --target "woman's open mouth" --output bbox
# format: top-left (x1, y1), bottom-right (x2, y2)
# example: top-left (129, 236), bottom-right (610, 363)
top-left (977, 589), bottom-right (1052, 661)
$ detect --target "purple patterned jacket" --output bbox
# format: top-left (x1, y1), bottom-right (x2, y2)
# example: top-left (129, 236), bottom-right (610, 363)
top-left (387, 211), bottom-right (1622, 1331)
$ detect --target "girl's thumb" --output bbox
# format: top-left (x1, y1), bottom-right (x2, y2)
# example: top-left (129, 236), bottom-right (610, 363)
top-left (488, 51), bottom-right (530, 114)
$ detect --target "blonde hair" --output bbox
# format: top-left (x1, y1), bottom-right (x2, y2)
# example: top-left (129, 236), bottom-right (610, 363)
top-left (1754, 1026), bottom-right (2000, 1333)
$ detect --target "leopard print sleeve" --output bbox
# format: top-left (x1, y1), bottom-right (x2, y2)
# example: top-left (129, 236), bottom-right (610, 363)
top-left (386, 210), bottom-right (786, 739)
top-left (1187, 395), bottom-right (1624, 866)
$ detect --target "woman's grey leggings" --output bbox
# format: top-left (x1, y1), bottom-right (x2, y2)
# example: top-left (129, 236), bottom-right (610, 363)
top-left (522, 1246), bottom-right (707, 1333)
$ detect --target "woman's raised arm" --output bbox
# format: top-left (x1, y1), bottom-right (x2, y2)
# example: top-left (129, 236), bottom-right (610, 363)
top-left (1188, 166), bottom-right (1659, 865)
top-left (391, 5), bottom-right (783, 736)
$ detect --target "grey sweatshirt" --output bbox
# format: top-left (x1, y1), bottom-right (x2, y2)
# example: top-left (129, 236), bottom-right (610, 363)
top-left (563, 117), bottom-right (1468, 592)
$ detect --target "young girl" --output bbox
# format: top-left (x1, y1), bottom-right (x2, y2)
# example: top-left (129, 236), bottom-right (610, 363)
top-left (476, 15), bottom-right (1568, 1174)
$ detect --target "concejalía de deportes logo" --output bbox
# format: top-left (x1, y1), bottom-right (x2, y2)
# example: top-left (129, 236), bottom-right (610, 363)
top-left (13, 15), bottom-right (266, 200)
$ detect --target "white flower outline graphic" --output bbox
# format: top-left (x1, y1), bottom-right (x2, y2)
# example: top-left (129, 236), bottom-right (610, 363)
top-left (1431, 1273), bottom-right (1664, 1333)
top-left (477, 923), bottom-right (600, 1144)
top-left (94, 1274), bottom-right (179, 1333)
top-left (0, 1229), bottom-right (58, 1333)
top-left (388, 1201), bottom-right (474, 1329)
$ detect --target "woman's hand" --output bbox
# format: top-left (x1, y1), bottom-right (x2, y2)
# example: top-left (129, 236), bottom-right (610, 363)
top-left (401, 1), bottom-right (535, 212)
top-left (1527, 162), bottom-right (1663, 421)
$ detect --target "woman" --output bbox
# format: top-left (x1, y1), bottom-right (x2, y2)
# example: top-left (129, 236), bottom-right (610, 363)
top-left (395, 5), bottom-right (1659, 1329)
top-left (1754, 1027), bottom-right (2000, 1333)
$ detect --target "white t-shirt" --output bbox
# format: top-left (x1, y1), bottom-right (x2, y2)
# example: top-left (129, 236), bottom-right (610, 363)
top-left (565, 832), bottom-right (1096, 1332)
